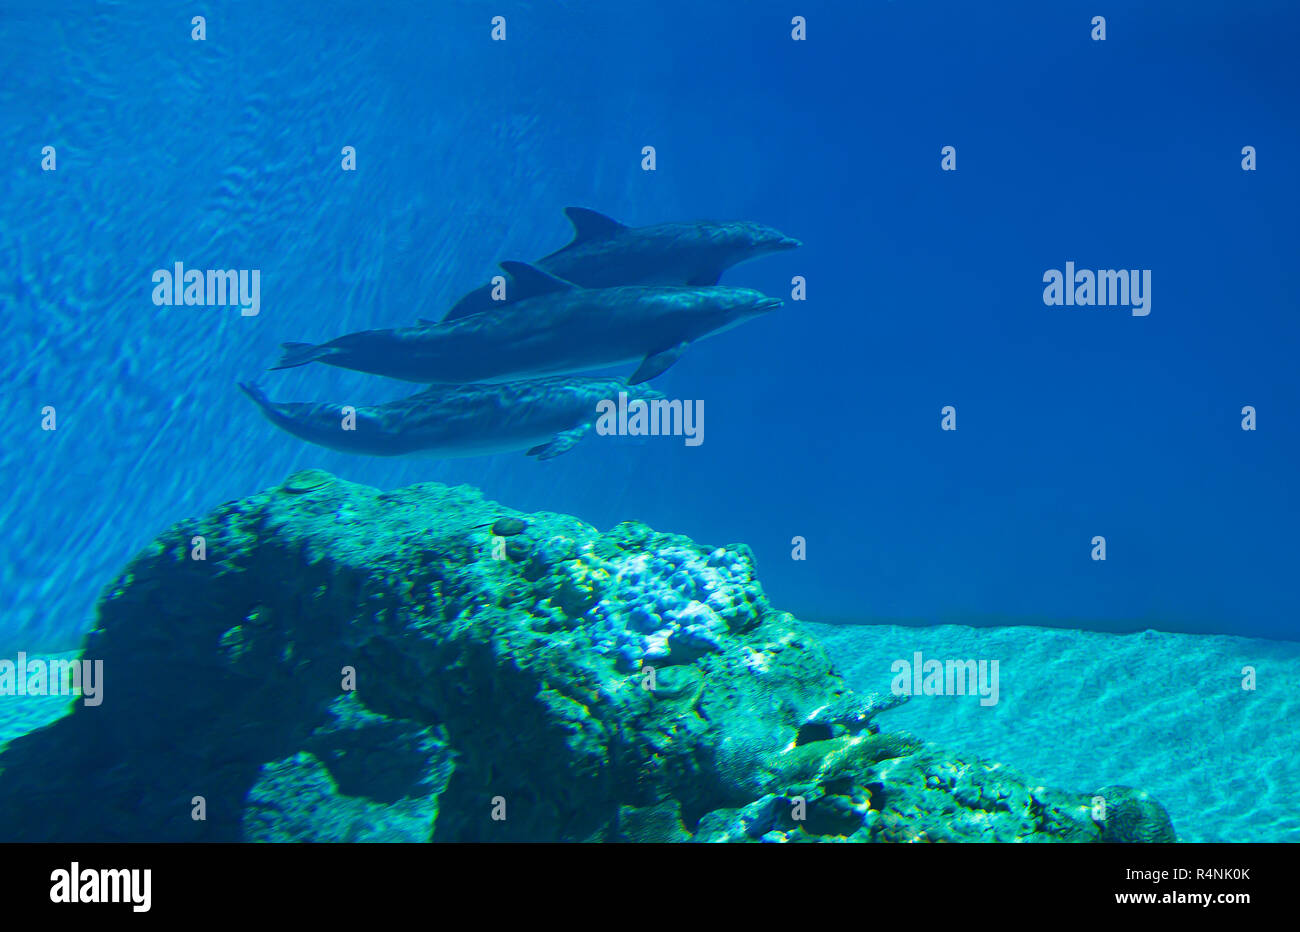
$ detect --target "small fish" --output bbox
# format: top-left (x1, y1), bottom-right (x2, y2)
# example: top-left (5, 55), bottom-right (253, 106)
top-left (476, 517), bottom-right (528, 536)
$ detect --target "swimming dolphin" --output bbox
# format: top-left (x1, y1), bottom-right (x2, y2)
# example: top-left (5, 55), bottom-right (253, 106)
top-left (239, 377), bottom-right (662, 460)
top-left (271, 263), bottom-right (782, 384)
top-left (440, 207), bottom-right (801, 321)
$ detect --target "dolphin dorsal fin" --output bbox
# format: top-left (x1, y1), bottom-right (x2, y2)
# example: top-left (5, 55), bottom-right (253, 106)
top-left (563, 207), bottom-right (627, 244)
top-left (498, 261), bottom-right (577, 301)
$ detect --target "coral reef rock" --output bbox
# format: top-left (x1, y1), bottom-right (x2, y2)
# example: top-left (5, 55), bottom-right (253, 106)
top-left (0, 471), bottom-right (1176, 842)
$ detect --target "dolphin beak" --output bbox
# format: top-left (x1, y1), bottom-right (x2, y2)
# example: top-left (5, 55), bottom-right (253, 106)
top-left (755, 297), bottom-right (783, 312)
top-left (775, 235), bottom-right (802, 250)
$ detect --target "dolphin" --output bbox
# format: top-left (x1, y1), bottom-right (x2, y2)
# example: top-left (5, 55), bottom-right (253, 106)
top-left (440, 207), bottom-right (801, 321)
top-left (271, 263), bottom-right (782, 384)
top-left (239, 377), bottom-right (662, 460)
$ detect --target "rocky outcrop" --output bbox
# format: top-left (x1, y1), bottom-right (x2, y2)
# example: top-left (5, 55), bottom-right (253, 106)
top-left (0, 470), bottom-right (1175, 842)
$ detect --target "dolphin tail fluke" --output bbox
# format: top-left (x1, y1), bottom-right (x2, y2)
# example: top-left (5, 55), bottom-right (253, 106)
top-left (270, 341), bottom-right (328, 370)
top-left (237, 382), bottom-right (271, 410)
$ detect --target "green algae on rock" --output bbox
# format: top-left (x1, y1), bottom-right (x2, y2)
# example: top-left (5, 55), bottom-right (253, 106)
top-left (0, 472), bottom-right (1176, 843)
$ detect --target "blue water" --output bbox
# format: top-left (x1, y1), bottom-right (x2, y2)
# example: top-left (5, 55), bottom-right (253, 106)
top-left (3, 0), bottom-right (1298, 657)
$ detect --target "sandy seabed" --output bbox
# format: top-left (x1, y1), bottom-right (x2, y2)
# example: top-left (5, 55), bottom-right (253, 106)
top-left (805, 622), bottom-right (1300, 843)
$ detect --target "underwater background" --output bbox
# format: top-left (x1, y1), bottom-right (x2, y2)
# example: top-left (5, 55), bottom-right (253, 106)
top-left (2, 0), bottom-right (1298, 843)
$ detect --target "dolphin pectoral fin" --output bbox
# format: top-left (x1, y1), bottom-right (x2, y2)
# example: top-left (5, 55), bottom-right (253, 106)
top-left (526, 425), bottom-right (590, 461)
top-left (270, 342), bottom-right (326, 370)
top-left (629, 342), bottom-right (689, 384)
top-left (686, 270), bottom-right (722, 286)
top-left (498, 261), bottom-right (578, 302)
top-left (562, 207), bottom-right (628, 244)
